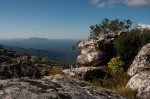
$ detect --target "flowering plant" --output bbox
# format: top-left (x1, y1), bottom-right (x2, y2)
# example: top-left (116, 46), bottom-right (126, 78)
top-left (108, 56), bottom-right (124, 74)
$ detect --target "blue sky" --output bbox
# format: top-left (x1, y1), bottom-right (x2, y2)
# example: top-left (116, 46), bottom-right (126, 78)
top-left (0, 0), bottom-right (150, 39)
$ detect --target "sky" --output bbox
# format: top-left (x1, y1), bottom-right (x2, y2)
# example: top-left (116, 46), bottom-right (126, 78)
top-left (0, 0), bottom-right (150, 39)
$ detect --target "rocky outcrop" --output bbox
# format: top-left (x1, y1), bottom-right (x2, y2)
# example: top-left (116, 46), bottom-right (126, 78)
top-left (126, 43), bottom-right (150, 99)
top-left (0, 48), bottom-right (42, 79)
top-left (0, 46), bottom-right (67, 79)
top-left (0, 60), bottom-right (41, 79)
top-left (0, 77), bottom-right (127, 99)
top-left (127, 43), bottom-right (150, 76)
top-left (77, 33), bottom-right (117, 66)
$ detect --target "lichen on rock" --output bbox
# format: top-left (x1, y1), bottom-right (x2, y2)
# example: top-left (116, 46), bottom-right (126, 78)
top-left (77, 33), bottom-right (117, 66)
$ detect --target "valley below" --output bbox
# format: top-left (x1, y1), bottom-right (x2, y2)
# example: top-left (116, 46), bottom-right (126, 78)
top-left (0, 37), bottom-right (80, 65)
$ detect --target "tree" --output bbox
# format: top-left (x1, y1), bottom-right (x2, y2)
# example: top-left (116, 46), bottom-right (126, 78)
top-left (90, 18), bottom-right (133, 37)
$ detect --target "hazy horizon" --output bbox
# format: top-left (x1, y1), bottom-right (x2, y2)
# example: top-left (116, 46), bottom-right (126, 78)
top-left (0, 37), bottom-right (83, 40)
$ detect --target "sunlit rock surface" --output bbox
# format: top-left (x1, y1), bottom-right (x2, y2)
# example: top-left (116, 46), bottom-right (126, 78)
top-left (126, 43), bottom-right (150, 99)
top-left (127, 43), bottom-right (150, 76)
top-left (77, 33), bottom-right (117, 66)
top-left (0, 77), bottom-right (127, 99)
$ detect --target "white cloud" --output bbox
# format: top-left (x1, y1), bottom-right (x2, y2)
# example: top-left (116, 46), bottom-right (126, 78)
top-left (89, 0), bottom-right (107, 8)
top-left (124, 0), bottom-right (150, 6)
top-left (89, 0), bottom-right (150, 8)
top-left (138, 23), bottom-right (150, 29)
top-left (90, 0), bottom-right (100, 4)
top-left (98, 2), bottom-right (106, 7)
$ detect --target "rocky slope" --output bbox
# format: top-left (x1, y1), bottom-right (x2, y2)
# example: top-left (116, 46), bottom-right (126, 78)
top-left (0, 45), bottom-right (127, 99)
top-left (126, 43), bottom-right (150, 99)
top-left (0, 46), bottom-right (67, 79)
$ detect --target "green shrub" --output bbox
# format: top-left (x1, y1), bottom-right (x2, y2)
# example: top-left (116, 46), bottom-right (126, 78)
top-left (114, 29), bottom-right (140, 61)
top-left (90, 72), bottom-right (137, 98)
top-left (114, 28), bottom-right (150, 70)
top-left (140, 28), bottom-right (150, 47)
top-left (84, 69), bottom-right (107, 81)
top-left (100, 66), bottom-right (112, 76)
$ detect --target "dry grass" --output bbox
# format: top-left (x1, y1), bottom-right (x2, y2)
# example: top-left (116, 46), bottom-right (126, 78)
top-left (90, 72), bottom-right (137, 99)
top-left (112, 86), bottom-right (137, 99)
top-left (50, 66), bottom-right (64, 75)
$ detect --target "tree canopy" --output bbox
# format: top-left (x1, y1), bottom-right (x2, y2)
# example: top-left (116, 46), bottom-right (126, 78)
top-left (90, 18), bottom-right (133, 37)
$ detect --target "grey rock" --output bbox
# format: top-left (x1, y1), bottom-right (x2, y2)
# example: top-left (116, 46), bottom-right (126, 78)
top-left (63, 66), bottom-right (99, 79)
top-left (126, 43), bottom-right (150, 98)
top-left (126, 71), bottom-right (150, 99)
top-left (77, 33), bottom-right (117, 66)
top-left (0, 46), bottom-right (69, 79)
top-left (0, 78), bottom-right (127, 99)
top-left (30, 56), bottom-right (40, 63)
top-left (127, 43), bottom-right (150, 77)
top-left (0, 60), bottom-right (41, 79)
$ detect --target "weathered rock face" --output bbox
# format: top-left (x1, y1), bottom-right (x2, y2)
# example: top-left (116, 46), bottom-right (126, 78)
top-left (126, 71), bottom-right (150, 99)
top-left (126, 43), bottom-right (150, 99)
top-left (0, 78), bottom-right (127, 99)
top-left (77, 33), bottom-right (117, 66)
top-left (127, 43), bottom-right (150, 76)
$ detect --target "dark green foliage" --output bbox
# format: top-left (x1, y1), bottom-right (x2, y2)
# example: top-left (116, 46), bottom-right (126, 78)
top-left (84, 69), bottom-right (107, 81)
top-left (90, 18), bottom-right (132, 37)
top-left (86, 66), bottom-right (136, 98)
top-left (114, 30), bottom-right (140, 61)
top-left (140, 28), bottom-right (150, 47)
top-left (87, 67), bottom-right (129, 89)
top-left (114, 28), bottom-right (150, 70)
top-left (98, 41), bottom-right (116, 66)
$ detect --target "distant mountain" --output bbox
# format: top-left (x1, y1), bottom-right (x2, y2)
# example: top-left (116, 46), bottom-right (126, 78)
top-left (25, 37), bottom-right (51, 43)
top-left (0, 38), bottom-right (80, 50)
top-left (0, 38), bottom-right (80, 64)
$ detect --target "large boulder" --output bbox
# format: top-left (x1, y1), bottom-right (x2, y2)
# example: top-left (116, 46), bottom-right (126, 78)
top-left (0, 78), bottom-right (127, 99)
top-left (127, 43), bottom-right (150, 76)
top-left (77, 33), bottom-right (117, 66)
top-left (126, 43), bottom-right (150, 99)
top-left (126, 71), bottom-right (150, 99)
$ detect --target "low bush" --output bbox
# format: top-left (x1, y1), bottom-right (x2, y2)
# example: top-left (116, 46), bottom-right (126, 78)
top-left (90, 72), bottom-right (136, 98)
top-left (84, 69), bottom-right (107, 81)
top-left (114, 29), bottom-right (140, 62)
top-left (140, 28), bottom-right (150, 47)
top-left (114, 28), bottom-right (150, 70)
top-left (88, 58), bottom-right (136, 98)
